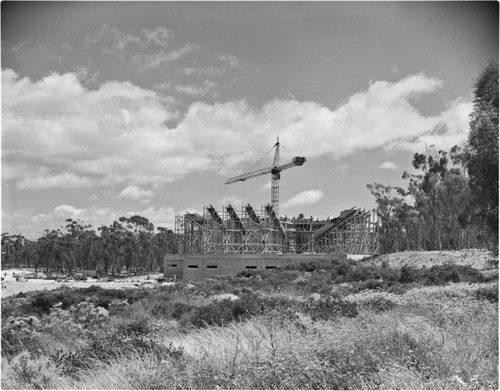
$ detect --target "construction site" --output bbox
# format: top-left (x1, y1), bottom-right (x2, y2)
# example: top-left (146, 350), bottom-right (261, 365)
top-left (165, 139), bottom-right (378, 280)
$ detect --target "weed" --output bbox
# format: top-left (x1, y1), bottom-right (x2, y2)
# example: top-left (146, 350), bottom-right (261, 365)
top-left (4, 351), bottom-right (67, 389)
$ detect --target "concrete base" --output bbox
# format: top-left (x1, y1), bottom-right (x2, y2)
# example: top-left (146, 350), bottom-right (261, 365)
top-left (164, 253), bottom-right (347, 280)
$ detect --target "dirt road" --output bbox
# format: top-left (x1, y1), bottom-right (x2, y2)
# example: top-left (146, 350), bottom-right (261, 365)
top-left (1, 269), bottom-right (166, 298)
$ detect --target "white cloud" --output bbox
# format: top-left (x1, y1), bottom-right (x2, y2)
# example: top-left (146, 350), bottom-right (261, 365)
top-left (141, 27), bottom-right (172, 47)
top-left (260, 181), bottom-right (272, 192)
top-left (116, 185), bottom-right (154, 200)
top-left (218, 54), bottom-right (240, 67)
top-left (174, 80), bottom-right (217, 97)
top-left (180, 66), bottom-right (224, 77)
top-left (53, 204), bottom-right (84, 218)
top-left (2, 69), bottom-right (181, 190)
top-left (378, 161), bottom-right (398, 170)
top-left (127, 206), bottom-right (177, 230)
top-left (88, 24), bottom-right (142, 56)
top-left (153, 82), bottom-right (171, 90)
top-left (16, 173), bottom-right (96, 190)
top-left (131, 44), bottom-right (198, 71)
top-left (2, 205), bottom-right (120, 239)
top-left (2, 204), bottom-right (181, 239)
top-left (2, 70), bottom-right (471, 194)
top-left (88, 25), bottom-right (174, 55)
top-left (282, 190), bottom-right (324, 208)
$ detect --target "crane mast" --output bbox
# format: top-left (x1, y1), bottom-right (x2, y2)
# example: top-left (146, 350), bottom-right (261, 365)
top-left (225, 138), bottom-right (306, 217)
top-left (271, 139), bottom-right (281, 217)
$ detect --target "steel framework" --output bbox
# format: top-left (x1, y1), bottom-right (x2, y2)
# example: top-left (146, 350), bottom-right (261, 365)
top-left (297, 208), bottom-right (378, 254)
top-left (174, 205), bottom-right (378, 255)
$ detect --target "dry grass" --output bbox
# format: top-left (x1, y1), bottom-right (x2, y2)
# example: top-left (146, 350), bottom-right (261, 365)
top-left (1, 277), bottom-right (497, 389)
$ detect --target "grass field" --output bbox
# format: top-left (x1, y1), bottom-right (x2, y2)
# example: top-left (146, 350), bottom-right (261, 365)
top-left (1, 251), bottom-right (498, 390)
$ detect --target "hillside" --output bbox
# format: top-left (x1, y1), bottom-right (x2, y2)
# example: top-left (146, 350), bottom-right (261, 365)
top-left (361, 250), bottom-right (498, 276)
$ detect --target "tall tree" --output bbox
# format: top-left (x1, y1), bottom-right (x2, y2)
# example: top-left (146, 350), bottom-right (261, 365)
top-left (466, 61), bottom-right (499, 246)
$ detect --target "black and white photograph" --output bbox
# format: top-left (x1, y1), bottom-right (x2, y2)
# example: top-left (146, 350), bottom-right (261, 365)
top-left (1, 1), bottom-right (498, 389)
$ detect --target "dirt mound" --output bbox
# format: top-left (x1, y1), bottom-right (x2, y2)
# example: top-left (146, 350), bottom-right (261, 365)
top-left (365, 250), bottom-right (498, 274)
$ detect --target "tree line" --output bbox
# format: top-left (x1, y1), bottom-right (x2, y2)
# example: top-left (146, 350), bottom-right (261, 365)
top-left (1, 216), bottom-right (178, 274)
top-left (368, 62), bottom-right (498, 253)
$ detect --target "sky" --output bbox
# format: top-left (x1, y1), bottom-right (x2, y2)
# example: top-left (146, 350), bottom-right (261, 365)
top-left (1, 1), bottom-right (498, 239)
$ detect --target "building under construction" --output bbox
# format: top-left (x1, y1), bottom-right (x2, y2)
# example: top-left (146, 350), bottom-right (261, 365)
top-left (164, 139), bottom-right (379, 280)
top-left (165, 204), bottom-right (378, 280)
top-left (175, 204), bottom-right (378, 255)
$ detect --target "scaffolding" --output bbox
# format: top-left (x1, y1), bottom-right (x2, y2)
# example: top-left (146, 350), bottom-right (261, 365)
top-left (174, 205), bottom-right (378, 255)
top-left (299, 209), bottom-right (379, 254)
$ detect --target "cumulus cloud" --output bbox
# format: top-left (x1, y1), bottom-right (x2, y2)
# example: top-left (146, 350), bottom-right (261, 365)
top-left (2, 204), bottom-right (181, 239)
top-left (378, 161), bottom-right (398, 170)
top-left (54, 204), bottom-right (84, 218)
top-left (2, 69), bottom-right (471, 194)
top-left (127, 206), bottom-right (177, 229)
top-left (2, 205), bottom-right (120, 239)
top-left (116, 185), bottom-right (154, 200)
top-left (2, 69), bottom-right (180, 190)
top-left (282, 190), bottom-right (324, 208)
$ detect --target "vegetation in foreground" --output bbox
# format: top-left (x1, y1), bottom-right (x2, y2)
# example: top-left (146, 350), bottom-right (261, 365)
top-left (1, 259), bottom-right (497, 390)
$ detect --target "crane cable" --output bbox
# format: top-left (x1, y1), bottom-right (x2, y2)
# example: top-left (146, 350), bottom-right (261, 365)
top-left (241, 143), bottom-right (276, 175)
top-left (280, 142), bottom-right (295, 161)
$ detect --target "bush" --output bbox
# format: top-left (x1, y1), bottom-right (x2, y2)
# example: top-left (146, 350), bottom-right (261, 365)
top-left (50, 330), bottom-right (184, 379)
top-left (170, 302), bottom-right (196, 320)
top-left (400, 265), bottom-right (418, 283)
top-left (475, 286), bottom-right (498, 302)
top-left (301, 296), bottom-right (358, 321)
top-left (330, 259), bottom-right (355, 279)
top-left (1, 316), bottom-right (44, 358)
top-left (6, 351), bottom-right (65, 389)
top-left (344, 290), bottom-right (402, 312)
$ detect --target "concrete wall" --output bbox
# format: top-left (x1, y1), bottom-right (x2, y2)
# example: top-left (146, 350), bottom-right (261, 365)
top-left (164, 253), bottom-right (347, 280)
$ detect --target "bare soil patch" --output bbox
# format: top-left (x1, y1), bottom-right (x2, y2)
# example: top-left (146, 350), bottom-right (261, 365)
top-left (1, 269), bottom-right (165, 298)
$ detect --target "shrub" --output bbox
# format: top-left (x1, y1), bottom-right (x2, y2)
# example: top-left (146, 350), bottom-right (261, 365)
top-left (1, 316), bottom-right (44, 358)
top-left (301, 296), bottom-right (358, 321)
top-left (475, 286), bottom-right (498, 302)
top-left (5, 351), bottom-right (65, 389)
top-left (356, 278), bottom-right (388, 291)
top-left (236, 270), bottom-right (257, 278)
top-left (171, 302), bottom-right (196, 320)
top-left (344, 290), bottom-right (402, 312)
top-left (330, 259), bottom-right (355, 279)
top-left (400, 265), bottom-right (418, 283)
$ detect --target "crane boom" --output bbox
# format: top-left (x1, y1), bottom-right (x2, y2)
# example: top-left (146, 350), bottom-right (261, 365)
top-left (225, 167), bottom-right (272, 184)
top-left (225, 138), bottom-right (306, 217)
top-left (225, 157), bottom-right (305, 185)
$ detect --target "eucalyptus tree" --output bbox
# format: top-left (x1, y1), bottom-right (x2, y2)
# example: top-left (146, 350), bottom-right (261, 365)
top-left (466, 61), bottom-right (499, 247)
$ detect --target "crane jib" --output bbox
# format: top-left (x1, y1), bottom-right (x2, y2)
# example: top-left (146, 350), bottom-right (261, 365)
top-left (224, 139), bottom-right (306, 220)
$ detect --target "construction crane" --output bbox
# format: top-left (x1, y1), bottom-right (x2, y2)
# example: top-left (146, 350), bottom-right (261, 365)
top-left (225, 138), bottom-right (306, 217)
